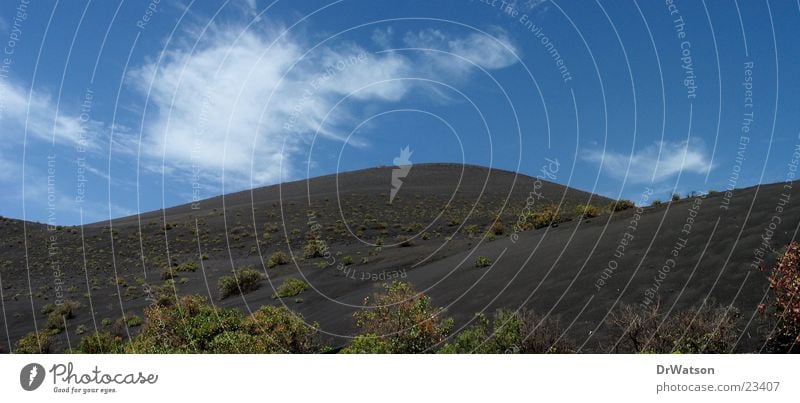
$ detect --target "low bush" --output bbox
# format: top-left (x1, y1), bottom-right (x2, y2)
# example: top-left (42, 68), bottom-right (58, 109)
top-left (766, 242), bottom-right (800, 352)
top-left (150, 280), bottom-right (179, 307)
top-left (77, 332), bottom-right (124, 353)
top-left (464, 224), bottom-right (480, 238)
top-left (341, 334), bottom-right (393, 353)
top-left (176, 261), bottom-right (198, 272)
top-left (218, 267), bottom-right (264, 299)
top-left (439, 309), bottom-right (573, 353)
top-left (46, 300), bottom-right (81, 331)
top-left (303, 240), bottom-right (327, 258)
top-left (267, 251), bottom-right (290, 268)
top-left (608, 199), bottom-right (636, 212)
top-left (272, 277), bottom-right (307, 299)
top-left (346, 282), bottom-right (452, 353)
top-left (125, 295), bottom-right (246, 353)
top-left (14, 331), bottom-right (53, 353)
top-left (126, 315), bottom-right (143, 327)
top-left (475, 256), bottom-right (492, 268)
top-left (575, 204), bottom-right (602, 219)
top-left (125, 295), bottom-right (318, 353)
top-left (522, 205), bottom-right (565, 230)
top-left (607, 302), bottom-right (740, 353)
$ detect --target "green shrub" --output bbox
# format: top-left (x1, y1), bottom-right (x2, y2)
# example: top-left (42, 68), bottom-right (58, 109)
top-left (341, 334), bottom-right (394, 353)
top-left (575, 204), bottom-right (601, 219)
top-left (348, 282), bottom-right (452, 353)
top-left (77, 332), bottom-right (124, 354)
top-left (303, 240), bottom-right (327, 258)
top-left (14, 331), bottom-right (52, 353)
top-left (439, 310), bottom-right (522, 353)
top-left (439, 309), bottom-right (573, 353)
top-left (126, 295), bottom-right (318, 353)
top-left (218, 267), bottom-right (264, 299)
top-left (46, 300), bottom-right (80, 331)
top-left (464, 224), bottom-right (479, 238)
top-left (176, 261), bottom-right (198, 272)
top-left (151, 280), bottom-right (179, 306)
top-left (608, 199), bottom-right (635, 212)
top-left (238, 305), bottom-right (318, 353)
top-left (522, 205), bottom-right (565, 230)
top-left (475, 256), bottom-right (492, 268)
top-left (126, 295), bottom-right (246, 353)
top-left (671, 193), bottom-right (680, 201)
top-left (341, 255), bottom-right (353, 266)
top-left (41, 303), bottom-right (55, 315)
top-left (126, 315), bottom-right (143, 327)
top-left (267, 251), bottom-right (290, 268)
top-left (273, 277), bottom-right (307, 299)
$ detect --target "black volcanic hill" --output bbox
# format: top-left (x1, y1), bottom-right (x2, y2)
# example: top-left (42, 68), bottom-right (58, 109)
top-left (0, 163), bottom-right (796, 352)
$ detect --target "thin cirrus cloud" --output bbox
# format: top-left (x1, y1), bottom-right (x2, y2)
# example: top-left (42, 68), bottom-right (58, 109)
top-left (0, 79), bottom-right (103, 149)
top-left (582, 140), bottom-right (713, 184)
top-left (128, 24), bottom-right (519, 189)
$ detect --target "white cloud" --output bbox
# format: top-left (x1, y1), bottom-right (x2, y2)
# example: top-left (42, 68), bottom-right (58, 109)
top-left (129, 25), bottom-right (519, 189)
top-left (582, 140), bottom-right (712, 184)
top-left (0, 79), bottom-right (103, 149)
top-left (403, 28), bottom-right (519, 72)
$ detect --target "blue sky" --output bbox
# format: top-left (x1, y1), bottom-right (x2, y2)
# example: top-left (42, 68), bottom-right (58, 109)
top-left (0, 0), bottom-right (798, 225)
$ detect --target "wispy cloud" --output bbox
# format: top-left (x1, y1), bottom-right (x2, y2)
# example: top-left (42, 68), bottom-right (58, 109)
top-left (582, 140), bottom-right (713, 184)
top-left (403, 27), bottom-right (519, 72)
top-left (0, 79), bottom-right (104, 149)
top-left (128, 24), bottom-right (519, 189)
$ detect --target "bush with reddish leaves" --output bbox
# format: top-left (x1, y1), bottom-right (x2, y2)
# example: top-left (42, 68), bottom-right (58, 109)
top-left (343, 281), bottom-right (452, 353)
top-left (767, 242), bottom-right (800, 351)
